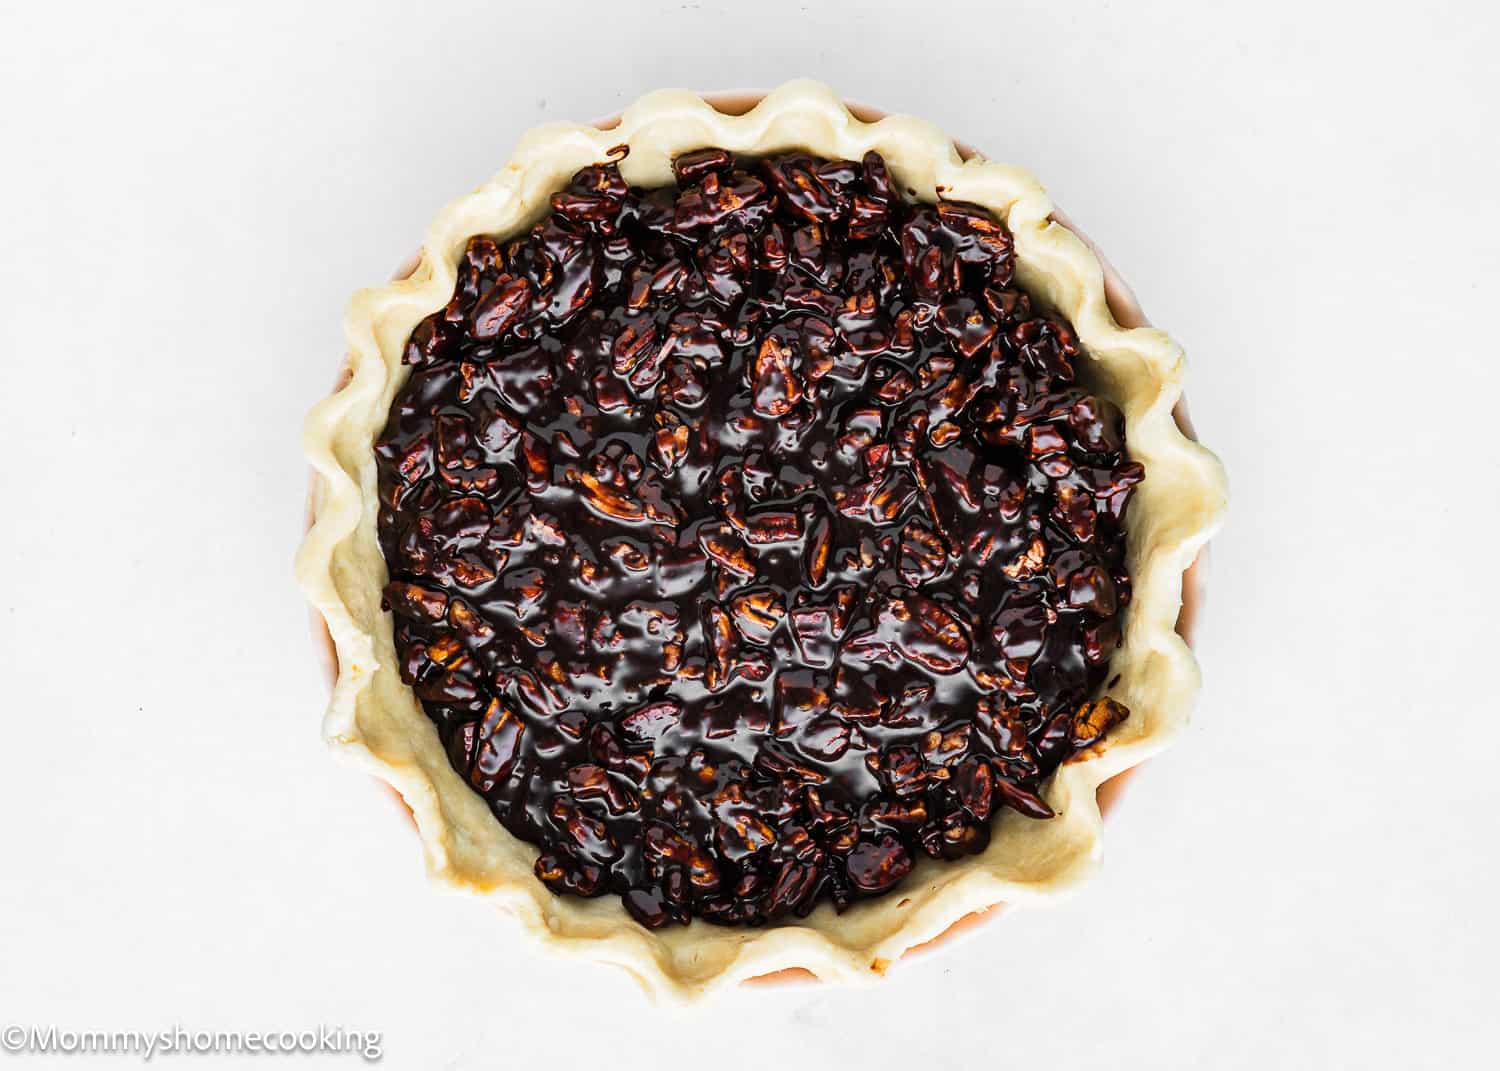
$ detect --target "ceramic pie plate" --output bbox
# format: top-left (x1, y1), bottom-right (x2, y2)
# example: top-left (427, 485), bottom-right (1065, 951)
top-left (298, 82), bottom-right (1227, 1003)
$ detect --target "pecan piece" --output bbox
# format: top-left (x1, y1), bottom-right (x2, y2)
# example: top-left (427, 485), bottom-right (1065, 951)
top-left (383, 581), bottom-right (447, 622)
top-left (1070, 697), bottom-right (1130, 747)
top-left (698, 526), bottom-right (757, 580)
top-left (750, 333), bottom-right (802, 417)
top-left (881, 595), bottom-right (971, 674)
top-left (845, 835), bottom-right (912, 893)
top-left (728, 589), bottom-right (786, 645)
top-left (469, 275), bottom-right (533, 339)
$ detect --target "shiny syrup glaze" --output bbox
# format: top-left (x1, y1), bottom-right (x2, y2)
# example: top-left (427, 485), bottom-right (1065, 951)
top-left (374, 149), bottom-right (1141, 927)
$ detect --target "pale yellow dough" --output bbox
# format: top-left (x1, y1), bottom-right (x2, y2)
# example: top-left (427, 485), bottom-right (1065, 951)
top-left (295, 80), bottom-right (1228, 1004)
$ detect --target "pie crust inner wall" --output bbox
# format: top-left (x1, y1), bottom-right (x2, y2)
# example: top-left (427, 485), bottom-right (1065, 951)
top-left (296, 80), bottom-right (1228, 1003)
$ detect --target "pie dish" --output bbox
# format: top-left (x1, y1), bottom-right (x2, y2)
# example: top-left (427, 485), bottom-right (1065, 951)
top-left (296, 81), bottom-right (1227, 1002)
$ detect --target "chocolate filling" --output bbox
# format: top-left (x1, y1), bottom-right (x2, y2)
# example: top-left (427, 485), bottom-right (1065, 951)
top-left (374, 149), bottom-right (1141, 928)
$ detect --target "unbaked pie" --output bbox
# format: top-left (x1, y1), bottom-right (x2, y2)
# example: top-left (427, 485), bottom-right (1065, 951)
top-left (298, 81), bottom-right (1226, 1001)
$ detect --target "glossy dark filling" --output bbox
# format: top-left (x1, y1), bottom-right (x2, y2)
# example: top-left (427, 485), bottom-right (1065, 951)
top-left (374, 148), bottom-right (1141, 928)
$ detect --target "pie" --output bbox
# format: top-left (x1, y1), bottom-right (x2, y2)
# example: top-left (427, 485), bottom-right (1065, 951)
top-left (297, 81), bottom-right (1227, 1001)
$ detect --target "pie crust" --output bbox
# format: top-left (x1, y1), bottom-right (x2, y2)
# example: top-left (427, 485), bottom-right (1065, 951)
top-left (295, 80), bottom-right (1228, 1003)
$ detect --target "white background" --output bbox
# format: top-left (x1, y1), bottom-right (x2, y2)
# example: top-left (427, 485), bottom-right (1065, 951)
top-left (3, 1), bottom-right (1497, 1067)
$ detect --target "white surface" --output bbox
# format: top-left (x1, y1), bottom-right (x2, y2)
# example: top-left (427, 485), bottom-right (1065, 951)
top-left (1, 1), bottom-right (1496, 1067)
